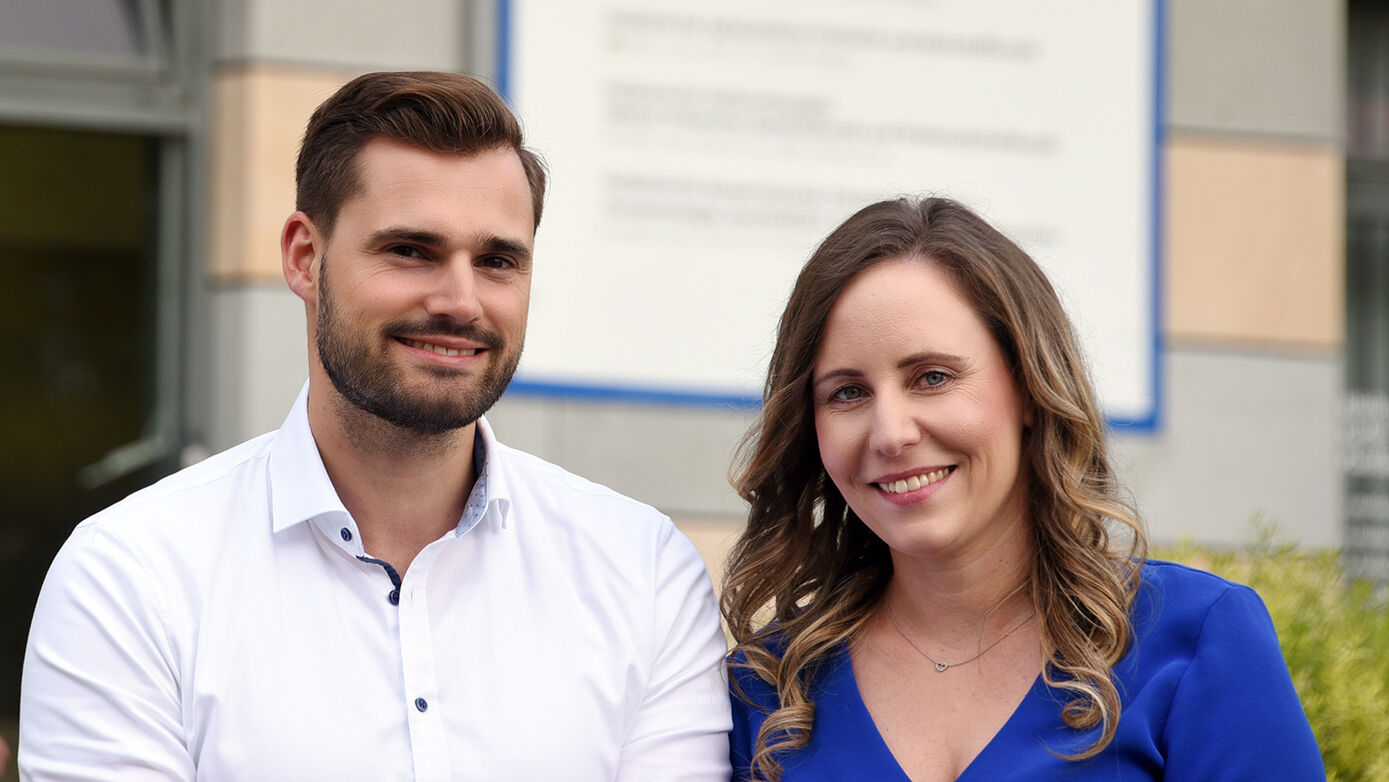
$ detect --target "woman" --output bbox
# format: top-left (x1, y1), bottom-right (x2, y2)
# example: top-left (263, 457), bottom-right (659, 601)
top-left (723, 197), bottom-right (1324, 780)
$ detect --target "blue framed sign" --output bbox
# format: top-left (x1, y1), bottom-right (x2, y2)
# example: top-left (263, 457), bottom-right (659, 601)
top-left (501, 0), bottom-right (1163, 431)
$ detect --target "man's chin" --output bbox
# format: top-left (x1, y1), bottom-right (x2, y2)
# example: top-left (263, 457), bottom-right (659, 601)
top-left (321, 345), bottom-right (519, 434)
top-left (370, 392), bottom-right (487, 435)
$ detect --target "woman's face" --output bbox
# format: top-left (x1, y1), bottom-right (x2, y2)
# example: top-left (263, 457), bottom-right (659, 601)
top-left (811, 256), bottom-right (1033, 565)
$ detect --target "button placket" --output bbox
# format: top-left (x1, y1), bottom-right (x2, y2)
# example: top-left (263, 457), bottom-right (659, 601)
top-left (397, 543), bottom-right (449, 780)
top-left (355, 555), bottom-right (402, 607)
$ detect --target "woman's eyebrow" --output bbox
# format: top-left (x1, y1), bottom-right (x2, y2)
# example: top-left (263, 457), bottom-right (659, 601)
top-left (897, 351), bottom-right (967, 369)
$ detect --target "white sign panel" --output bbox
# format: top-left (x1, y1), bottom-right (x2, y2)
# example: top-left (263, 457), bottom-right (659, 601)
top-left (506, 0), bottom-right (1159, 427)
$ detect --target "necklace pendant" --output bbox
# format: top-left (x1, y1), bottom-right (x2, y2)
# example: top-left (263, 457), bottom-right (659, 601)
top-left (934, 661), bottom-right (948, 672)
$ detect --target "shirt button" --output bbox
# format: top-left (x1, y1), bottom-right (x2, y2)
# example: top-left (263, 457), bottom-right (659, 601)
top-left (415, 697), bottom-right (428, 712)
top-left (340, 528), bottom-right (352, 542)
top-left (389, 589), bottom-right (400, 605)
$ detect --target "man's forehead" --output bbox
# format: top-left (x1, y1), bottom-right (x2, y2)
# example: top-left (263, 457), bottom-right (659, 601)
top-left (339, 140), bottom-right (535, 236)
top-left (354, 137), bottom-right (524, 181)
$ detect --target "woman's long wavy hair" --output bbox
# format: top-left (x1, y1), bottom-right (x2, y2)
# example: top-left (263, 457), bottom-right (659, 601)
top-left (722, 197), bottom-right (1147, 781)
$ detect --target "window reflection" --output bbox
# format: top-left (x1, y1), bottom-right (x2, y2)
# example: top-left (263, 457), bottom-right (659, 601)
top-left (0, 124), bottom-right (169, 724)
top-left (0, 0), bottom-right (149, 57)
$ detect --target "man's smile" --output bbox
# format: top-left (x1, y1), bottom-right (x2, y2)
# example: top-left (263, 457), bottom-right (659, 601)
top-left (395, 337), bottom-right (482, 357)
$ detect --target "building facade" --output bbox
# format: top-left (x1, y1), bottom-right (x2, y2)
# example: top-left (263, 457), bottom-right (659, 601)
top-left (1, 0), bottom-right (1374, 740)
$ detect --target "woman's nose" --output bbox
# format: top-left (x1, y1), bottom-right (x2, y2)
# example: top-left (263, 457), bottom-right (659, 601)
top-left (868, 394), bottom-right (923, 457)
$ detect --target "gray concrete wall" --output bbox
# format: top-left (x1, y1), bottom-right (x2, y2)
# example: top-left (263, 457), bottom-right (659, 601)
top-left (199, 284), bottom-right (308, 453)
top-left (1112, 348), bottom-right (1342, 549)
top-left (1167, 0), bottom-right (1344, 141)
top-left (486, 396), bottom-right (757, 519)
top-left (1154, 0), bottom-right (1346, 548)
top-left (216, 0), bottom-right (467, 71)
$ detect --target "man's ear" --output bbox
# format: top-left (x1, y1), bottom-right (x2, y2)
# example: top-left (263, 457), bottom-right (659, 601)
top-left (282, 211), bottom-right (323, 305)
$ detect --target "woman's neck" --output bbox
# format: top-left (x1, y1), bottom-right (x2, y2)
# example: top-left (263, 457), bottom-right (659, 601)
top-left (882, 531), bottom-right (1035, 648)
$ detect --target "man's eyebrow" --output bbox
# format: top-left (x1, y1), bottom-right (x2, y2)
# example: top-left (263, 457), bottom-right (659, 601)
top-left (476, 235), bottom-right (533, 262)
top-left (368, 227), bottom-right (448, 247)
top-left (366, 229), bottom-right (532, 262)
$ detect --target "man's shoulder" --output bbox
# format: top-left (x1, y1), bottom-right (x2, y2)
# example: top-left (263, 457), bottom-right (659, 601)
top-left (40, 430), bottom-right (282, 618)
top-left (78, 430), bottom-right (279, 537)
top-left (491, 439), bottom-right (668, 521)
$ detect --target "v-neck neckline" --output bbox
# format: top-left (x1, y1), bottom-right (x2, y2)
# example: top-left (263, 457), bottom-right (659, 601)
top-left (835, 644), bottom-right (1048, 781)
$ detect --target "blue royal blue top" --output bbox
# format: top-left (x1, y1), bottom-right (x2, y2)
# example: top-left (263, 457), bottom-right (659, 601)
top-left (729, 561), bottom-right (1325, 780)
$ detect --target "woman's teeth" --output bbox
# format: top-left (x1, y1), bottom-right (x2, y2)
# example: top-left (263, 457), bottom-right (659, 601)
top-left (878, 467), bottom-right (953, 494)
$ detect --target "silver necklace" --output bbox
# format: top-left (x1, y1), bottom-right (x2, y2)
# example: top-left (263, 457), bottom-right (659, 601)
top-left (885, 603), bottom-right (1036, 673)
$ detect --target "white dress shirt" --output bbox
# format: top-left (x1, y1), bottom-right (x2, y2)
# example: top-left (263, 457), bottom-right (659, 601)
top-left (20, 385), bottom-right (731, 781)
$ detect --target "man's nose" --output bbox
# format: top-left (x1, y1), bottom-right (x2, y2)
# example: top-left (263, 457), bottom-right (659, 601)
top-left (425, 258), bottom-right (483, 322)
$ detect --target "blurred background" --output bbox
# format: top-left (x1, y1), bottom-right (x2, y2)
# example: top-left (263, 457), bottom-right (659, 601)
top-left (0, 0), bottom-right (1384, 769)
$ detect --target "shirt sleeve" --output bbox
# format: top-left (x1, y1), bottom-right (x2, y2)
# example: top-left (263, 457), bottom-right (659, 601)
top-left (615, 523), bottom-right (732, 782)
top-left (19, 524), bottom-right (193, 781)
top-left (1160, 584), bottom-right (1325, 781)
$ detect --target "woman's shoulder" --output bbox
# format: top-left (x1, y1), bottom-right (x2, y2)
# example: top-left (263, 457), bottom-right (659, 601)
top-left (1137, 558), bottom-right (1268, 603)
top-left (1123, 563), bottom-right (1324, 778)
top-left (1139, 558), bottom-right (1254, 603)
top-left (1130, 559), bottom-right (1274, 653)
top-left (727, 637), bottom-right (850, 707)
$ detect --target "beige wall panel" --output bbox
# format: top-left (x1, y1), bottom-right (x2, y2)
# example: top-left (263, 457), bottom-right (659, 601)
top-left (209, 66), bottom-right (357, 281)
top-left (1165, 135), bottom-right (1344, 348)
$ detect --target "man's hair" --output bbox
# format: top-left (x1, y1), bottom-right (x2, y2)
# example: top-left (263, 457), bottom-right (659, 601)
top-left (296, 71), bottom-right (547, 237)
top-left (722, 197), bottom-right (1147, 781)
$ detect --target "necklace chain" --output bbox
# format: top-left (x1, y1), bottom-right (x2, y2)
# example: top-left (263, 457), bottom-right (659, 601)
top-left (885, 603), bottom-right (1036, 673)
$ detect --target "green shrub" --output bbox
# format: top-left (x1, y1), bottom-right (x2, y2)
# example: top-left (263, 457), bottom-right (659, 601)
top-left (1156, 526), bottom-right (1389, 781)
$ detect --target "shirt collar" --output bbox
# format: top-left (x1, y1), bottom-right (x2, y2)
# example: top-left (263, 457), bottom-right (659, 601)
top-left (269, 383), bottom-right (349, 533)
top-left (269, 382), bottom-right (513, 534)
top-left (472, 415), bottom-right (513, 531)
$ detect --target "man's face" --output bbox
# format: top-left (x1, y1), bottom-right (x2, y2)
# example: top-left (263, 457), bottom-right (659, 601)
top-left (311, 139), bottom-right (535, 434)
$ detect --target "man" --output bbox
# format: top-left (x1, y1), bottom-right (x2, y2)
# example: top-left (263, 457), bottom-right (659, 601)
top-left (20, 72), bottom-right (731, 780)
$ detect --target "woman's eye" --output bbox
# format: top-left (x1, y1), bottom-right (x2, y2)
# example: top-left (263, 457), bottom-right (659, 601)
top-left (921, 370), bottom-right (949, 387)
top-left (831, 386), bottom-right (864, 402)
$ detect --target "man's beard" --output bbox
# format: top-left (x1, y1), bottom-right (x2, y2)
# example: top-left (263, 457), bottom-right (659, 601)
top-left (316, 257), bottom-right (522, 435)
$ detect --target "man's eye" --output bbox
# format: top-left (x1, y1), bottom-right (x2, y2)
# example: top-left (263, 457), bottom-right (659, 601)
top-left (478, 255), bottom-right (514, 269)
top-left (389, 245), bottom-right (424, 259)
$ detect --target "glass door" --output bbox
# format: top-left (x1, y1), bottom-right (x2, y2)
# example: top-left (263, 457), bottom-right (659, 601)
top-left (0, 124), bottom-right (179, 731)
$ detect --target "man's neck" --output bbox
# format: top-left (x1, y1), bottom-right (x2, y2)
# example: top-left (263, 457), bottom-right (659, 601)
top-left (308, 387), bottom-right (479, 576)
